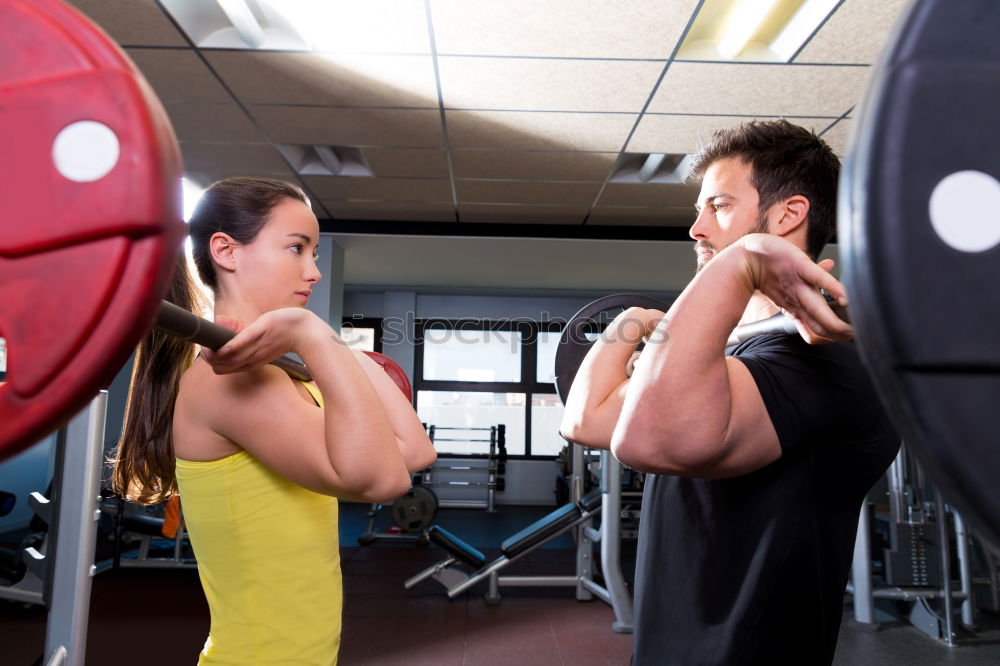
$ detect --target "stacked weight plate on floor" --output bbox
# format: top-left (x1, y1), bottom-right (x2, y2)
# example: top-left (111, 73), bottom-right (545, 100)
top-left (840, 0), bottom-right (1000, 543)
top-left (392, 487), bottom-right (438, 533)
top-left (0, 0), bottom-right (184, 462)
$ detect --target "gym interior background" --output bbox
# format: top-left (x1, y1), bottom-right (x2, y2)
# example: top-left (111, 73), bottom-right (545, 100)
top-left (3, 1), bottom-right (1000, 664)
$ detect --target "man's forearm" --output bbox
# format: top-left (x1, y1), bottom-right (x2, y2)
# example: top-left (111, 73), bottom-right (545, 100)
top-left (560, 311), bottom-right (650, 449)
top-left (613, 246), bottom-right (755, 466)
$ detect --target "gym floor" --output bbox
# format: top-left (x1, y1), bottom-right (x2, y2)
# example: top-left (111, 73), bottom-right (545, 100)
top-left (2, 504), bottom-right (1000, 665)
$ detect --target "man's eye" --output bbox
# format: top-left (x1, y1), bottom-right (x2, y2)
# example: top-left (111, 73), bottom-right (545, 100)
top-left (290, 244), bottom-right (302, 253)
top-left (713, 203), bottom-right (728, 212)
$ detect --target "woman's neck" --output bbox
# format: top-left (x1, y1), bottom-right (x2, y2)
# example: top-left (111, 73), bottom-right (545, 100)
top-left (212, 295), bottom-right (262, 326)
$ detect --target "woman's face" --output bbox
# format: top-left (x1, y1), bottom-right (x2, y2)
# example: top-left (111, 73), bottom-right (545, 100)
top-left (234, 197), bottom-right (322, 313)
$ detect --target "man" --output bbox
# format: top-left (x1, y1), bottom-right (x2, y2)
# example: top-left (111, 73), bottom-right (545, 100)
top-left (561, 120), bottom-right (898, 665)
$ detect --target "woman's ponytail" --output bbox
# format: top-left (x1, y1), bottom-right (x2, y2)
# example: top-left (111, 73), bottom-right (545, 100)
top-left (111, 253), bottom-right (203, 504)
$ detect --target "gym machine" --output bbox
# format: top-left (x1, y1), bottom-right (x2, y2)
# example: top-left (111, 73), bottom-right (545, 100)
top-left (358, 424), bottom-right (507, 544)
top-left (0, 394), bottom-right (107, 666)
top-left (848, 445), bottom-right (1000, 646)
top-left (107, 496), bottom-right (195, 570)
top-left (403, 445), bottom-right (634, 632)
top-left (419, 425), bottom-right (507, 512)
top-left (404, 444), bottom-right (635, 634)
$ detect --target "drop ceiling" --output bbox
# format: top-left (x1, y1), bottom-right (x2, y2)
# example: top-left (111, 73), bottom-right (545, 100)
top-left (65, 0), bottom-right (911, 292)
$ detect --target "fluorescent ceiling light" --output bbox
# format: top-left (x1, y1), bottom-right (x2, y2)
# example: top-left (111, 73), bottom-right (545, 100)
top-left (770, 0), bottom-right (840, 61)
top-left (182, 177), bottom-right (205, 222)
top-left (216, 0), bottom-right (266, 48)
top-left (717, 0), bottom-right (781, 58)
top-left (314, 146), bottom-right (344, 175)
top-left (638, 153), bottom-right (667, 183)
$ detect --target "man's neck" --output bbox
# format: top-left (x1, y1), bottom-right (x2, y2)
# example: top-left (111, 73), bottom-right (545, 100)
top-left (738, 291), bottom-right (781, 327)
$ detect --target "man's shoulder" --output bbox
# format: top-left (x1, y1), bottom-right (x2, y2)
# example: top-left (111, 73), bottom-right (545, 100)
top-left (731, 332), bottom-right (861, 367)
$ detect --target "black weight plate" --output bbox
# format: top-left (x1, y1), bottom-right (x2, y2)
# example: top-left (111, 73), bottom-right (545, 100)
top-left (391, 486), bottom-right (439, 533)
top-left (840, 0), bottom-right (1000, 542)
top-left (555, 293), bottom-right (669, 404)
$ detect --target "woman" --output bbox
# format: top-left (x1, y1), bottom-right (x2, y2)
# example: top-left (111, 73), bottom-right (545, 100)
top-left (113, 177), bottom-right (436, 664)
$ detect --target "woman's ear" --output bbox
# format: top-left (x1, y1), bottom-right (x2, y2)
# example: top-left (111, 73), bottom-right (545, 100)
top-left (209, 233), bottom-right (238, 272)
top-left (774, 195), bottom-right (810, 237)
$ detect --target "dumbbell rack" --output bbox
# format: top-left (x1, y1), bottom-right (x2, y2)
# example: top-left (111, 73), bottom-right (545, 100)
top-left (417, 425), bottom-right (507, 512)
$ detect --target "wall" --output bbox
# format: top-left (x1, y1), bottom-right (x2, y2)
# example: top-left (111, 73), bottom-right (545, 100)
top-left (343, 287), bottom-right (677, 506)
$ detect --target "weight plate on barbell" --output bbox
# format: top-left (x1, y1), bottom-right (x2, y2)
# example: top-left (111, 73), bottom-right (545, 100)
top-left (0, 0), bottom-right (184, 462)
top-left (554, 293), bottom-right (670, 404)
top-left (840, 0), bottom-right (1000, 542)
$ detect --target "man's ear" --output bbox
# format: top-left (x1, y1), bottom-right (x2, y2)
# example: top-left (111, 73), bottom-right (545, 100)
top-left (209, 232), bottom-right (238, 272)
top-left (773, 195), bottom-right (810, 237)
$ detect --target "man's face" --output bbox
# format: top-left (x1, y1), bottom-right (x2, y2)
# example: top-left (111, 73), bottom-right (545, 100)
top-left (690, 157), bottom-right (769, 271)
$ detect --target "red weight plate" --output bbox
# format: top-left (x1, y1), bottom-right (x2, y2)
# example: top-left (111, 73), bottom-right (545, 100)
top-left (0, 0), bottom-right (184, 461)
top-left (363, 351), bottom-right (413, 402)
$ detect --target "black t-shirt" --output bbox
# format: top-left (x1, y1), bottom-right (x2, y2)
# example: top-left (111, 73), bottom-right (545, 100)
top-left (632, 332), bottom-right (899, 666)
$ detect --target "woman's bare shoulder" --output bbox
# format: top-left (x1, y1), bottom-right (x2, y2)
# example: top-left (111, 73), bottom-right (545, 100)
top-left (173, 357), bottom-right (245, 460)
top-left (174, 357), bottom-right (320, 461)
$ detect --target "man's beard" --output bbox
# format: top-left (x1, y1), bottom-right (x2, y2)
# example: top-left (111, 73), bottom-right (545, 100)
top-left (694, 211), bottom-right (769, 273)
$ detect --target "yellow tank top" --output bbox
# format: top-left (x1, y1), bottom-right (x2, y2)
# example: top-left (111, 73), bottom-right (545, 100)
top-left (175, 382), bottom-right (341, 665)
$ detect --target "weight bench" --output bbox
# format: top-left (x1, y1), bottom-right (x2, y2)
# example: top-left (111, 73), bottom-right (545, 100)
top-left (114, 497), bottom-right (195, 569)
top-left (405, 490), bottom-right (603, 603)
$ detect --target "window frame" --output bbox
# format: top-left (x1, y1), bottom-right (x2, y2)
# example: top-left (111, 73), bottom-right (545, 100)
top-left (414, 318), bottom-right (565, 460)
top-left (340, 316), bottom-right (383, 353)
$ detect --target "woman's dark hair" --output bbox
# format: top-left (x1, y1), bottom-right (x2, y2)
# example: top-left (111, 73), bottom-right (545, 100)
top-left (111, 177), bottom-right (309, 504)
top-left (690, 119), bottom-right (840, 259)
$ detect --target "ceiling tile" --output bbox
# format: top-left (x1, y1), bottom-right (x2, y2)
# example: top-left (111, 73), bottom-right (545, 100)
top-left (452, 150), bottom-right (616, 181)
top-left (282, 1), bottom-right (431, 54)
top-left (204, 52), bottom-right (438, 107)
top-left (795, 0), bottom-right (910, 65)
top-left (649, 62), bottom-right (869, 116)
top-left (819, 118), bottom-right (853, 156)
top-left (456, 181), bottom-right (600, 206)
top-left (363, 149), bottom-right (450, 178)
top-left (69, 0), bottom-right (188, 47)
top-left (588, 207), bottom-right (694, 227)
top-left (181, 143), bottom-right (290, 175)
top-left (165, 103), bottom-right (264, 142)
top-left (430, 0), bottom-right (700, 59)
top-left (447, 110), bottom-right (636, 151)
top-left (303, 177), bottom-right (452, 202)
top-left (323, 202), bottom-right (455, 222)
top-left (126, 48), bottom-right (231, 102)
top-left (629, 114), bottom-right (828, 154)
top-left (598, 183), bottom-right (700, 208)
top-left (312, 201), bottom-right (333, 219)
top-left (438, 57), bottom-right (663, 112)
top-left (458, 204), bottom-right (588, 225)
top-left (250, 106), bottom-right (444, 147)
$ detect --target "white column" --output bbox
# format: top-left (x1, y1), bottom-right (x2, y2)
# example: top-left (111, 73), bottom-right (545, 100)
top-left (308, 235), bottom-right (344, 332)
top-left (381, 291), bottom-right (416, 384)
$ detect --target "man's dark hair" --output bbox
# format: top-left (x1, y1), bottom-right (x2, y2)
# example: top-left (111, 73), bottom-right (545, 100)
top-left (690, 119), bottom-right (840, 259)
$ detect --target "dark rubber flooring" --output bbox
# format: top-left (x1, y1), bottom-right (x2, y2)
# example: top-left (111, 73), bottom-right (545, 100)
top-left (2, 503), bottom-right (1000, 664)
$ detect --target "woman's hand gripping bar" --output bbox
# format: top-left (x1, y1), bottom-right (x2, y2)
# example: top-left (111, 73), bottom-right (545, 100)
top-left (154, 300), bottom-right (313, 382)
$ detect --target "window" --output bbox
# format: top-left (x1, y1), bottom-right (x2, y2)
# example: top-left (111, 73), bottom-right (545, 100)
top-left (530, 393), bottom-right (565, 456)
top-left (341, 317), bottom-right (382, 353)
top-left (417, 391), bottom-right (524, 455)
top-left (536, 331), bottom-right (559, 384)
top-left (414, 320), bottom-right (564, 458)
top-left (423, 328), bottom-right (521, 382)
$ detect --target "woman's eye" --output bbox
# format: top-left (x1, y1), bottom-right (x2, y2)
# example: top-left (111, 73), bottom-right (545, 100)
top-left (290, 244), bottom-right (302, 253)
